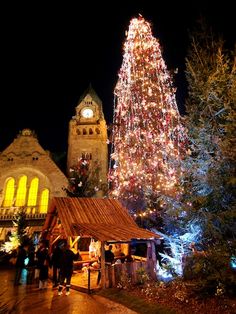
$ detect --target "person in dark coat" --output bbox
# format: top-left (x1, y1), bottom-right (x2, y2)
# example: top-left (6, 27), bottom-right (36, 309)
top-left (26, 245), bottom-right (36, 284)
top-left (14, 243), bottom-right (29, 286)
top-left (105, 245), bottom-right (115, 264)
top-left (58, 243), bottom-right (80, 296)
top-left (36, 240), bottom-right (50, 290)
top-left (97, 245), bottom-right (115, 285)
top-left (51, 244), bottom-right (62, 287)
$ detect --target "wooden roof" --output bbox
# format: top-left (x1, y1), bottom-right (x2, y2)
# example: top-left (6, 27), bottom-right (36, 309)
top-left (43, 197), bottom-right (160, 242)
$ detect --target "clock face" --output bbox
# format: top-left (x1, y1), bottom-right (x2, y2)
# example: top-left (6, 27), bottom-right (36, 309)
top-left (81, 108), bottom-right (94, 118)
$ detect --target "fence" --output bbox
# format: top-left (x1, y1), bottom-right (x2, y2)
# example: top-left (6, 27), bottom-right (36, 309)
top-left (105, 260), bottom-right (157, 288)
top-left (70, 259), bottom-right (157, 293)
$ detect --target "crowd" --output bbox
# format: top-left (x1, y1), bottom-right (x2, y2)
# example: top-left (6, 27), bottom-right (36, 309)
top-left (12, 241), bottom-right (133, 295)
top-left (13, 239), bottom-right (80, 296)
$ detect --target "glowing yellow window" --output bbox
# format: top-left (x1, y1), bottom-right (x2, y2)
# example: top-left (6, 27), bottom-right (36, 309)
top-left (15, 176), bottom-right (27, 207)
top-left (3, 178), bottom-right (15, 207)
top-left (39, 189), bottom-right (49, 213)
top-left (27, 178), bottom-right (39, 207)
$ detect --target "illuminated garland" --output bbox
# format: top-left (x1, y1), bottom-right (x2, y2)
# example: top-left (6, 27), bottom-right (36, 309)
top-left (65, 158), bottom-right (103, 197)
top-left (109, 16), bottom-right (187, 212)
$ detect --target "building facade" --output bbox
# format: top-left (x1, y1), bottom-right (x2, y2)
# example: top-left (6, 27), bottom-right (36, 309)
top-left (0, 129), bottom-right (68, 240)
top-left (67, 85), bottom-right (108, 196)
top-left (0, 86), bottom-right (108, 241)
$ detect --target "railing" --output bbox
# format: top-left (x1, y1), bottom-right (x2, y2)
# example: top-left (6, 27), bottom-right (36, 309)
top-left (71, 259), bottom-right (157, 293)
top-left (71, 259), bottom-right (100, 294)
top-left (0, 213), bottom-right (47, 220)
top-left (105, 260), bottom-right (157, 288)
top-left (0, 205), bottom-right (47, 216)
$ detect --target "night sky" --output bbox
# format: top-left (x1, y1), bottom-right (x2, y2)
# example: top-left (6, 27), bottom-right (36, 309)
top-left (1, 1), bottom-right (234, 153)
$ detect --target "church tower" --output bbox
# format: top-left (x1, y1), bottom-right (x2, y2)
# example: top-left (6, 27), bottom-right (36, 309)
top-left (67, 85), bottom-right (108, 195)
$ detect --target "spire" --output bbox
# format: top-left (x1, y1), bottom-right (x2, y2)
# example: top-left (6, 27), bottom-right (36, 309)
top-left (78, 84), bottom-right (103, 107)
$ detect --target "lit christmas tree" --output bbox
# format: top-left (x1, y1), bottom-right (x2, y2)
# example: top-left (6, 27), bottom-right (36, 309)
top-left (65, 158), bottom-right (107, 197)
top-left (1, 208), bottom-right (32, 253)
top-left (109, 16), bottom-right (187, 216)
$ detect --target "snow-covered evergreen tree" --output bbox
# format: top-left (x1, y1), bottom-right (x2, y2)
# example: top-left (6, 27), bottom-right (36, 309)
top-left (184, 22), bottom-right (236, 247)
top-left (181, 22), bottom-right (236, 294)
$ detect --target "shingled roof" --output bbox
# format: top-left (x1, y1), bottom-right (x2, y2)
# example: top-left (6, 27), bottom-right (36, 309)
top-left (43, 197), bottom-right (160, 242)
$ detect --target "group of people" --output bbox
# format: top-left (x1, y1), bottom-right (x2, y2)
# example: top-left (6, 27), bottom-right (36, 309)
top-left (14, 239), bottom-right (80, 296)
top-left (13, 241), bottom-right (133, 293)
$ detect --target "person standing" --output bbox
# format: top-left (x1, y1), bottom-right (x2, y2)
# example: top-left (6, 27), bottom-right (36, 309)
top-left (58, 243), bottom-right (80, 296)
top-left (51, 243), bottom-right (62, 288)
top-left (105, 245), bottom-right (115, 264)
top-left (36, 240), bottom-right (50, 290)
top-left (26, 244), bottom-right (36, 284)
top-left (14, 243), bottom-right (29, 286)
top-left (97, 244), bottom-right (115, 285)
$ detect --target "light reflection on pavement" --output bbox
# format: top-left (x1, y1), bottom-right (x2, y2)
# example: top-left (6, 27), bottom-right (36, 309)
top-left (0, 268), bottom-right (137, 314)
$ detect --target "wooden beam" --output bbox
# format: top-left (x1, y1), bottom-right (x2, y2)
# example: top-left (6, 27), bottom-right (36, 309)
top-left (100, 241), bottom-right (106, 289)
top-left (51, 235), bottom-right (61, 246)
top-left (71, 236), bottom-right (80, 248)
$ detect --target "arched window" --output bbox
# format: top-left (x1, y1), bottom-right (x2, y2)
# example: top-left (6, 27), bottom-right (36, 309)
top-left (89, 128), bottom-right (93, 135)
top-left (2, 178), bottom-right (15, 207)
top-left (27, 178), bottom-right (39, 207)
top-left (15, 176), bottom-right (27, 206)
top-left (39, 189), bottom-right (49, 213)
top-left (85, 152), bottom-right (92, 160)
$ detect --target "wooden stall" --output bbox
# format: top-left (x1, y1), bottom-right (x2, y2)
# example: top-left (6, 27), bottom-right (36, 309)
top-left (42, 197), bottom-right (161, 293)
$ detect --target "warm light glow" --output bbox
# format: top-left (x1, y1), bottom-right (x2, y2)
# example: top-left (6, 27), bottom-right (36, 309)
top-left (15, 176), bottom-right (27, 206)
top-left (3, 178), bottom-right (15, 207)
top-left (27, 178), bottom-right (39, 212)
top-left (39, 189), bottom-right (49, 213)
top-left (81, 108), bottom-right (94, 118)
top-left (109, 16), bottom-right (187, 208)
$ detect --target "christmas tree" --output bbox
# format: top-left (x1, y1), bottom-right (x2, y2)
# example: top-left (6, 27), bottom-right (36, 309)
top-left (109, 16), bottom-right (187, 216)
top-left (1, 208), bottom-right (32, 253)
top-left (181, 22), bottom-right (236, 294)
top-left (65, 157), bottom-right (107, 197)
top-left (183, 22), bottom-right (236, 245)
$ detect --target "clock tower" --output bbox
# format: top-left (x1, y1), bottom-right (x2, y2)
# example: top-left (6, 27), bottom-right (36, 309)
top-left (67, 85), bottom-right (108, 196)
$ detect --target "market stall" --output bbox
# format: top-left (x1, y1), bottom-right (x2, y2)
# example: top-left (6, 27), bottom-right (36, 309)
top-left (42, 197), bottom-right (161, 292)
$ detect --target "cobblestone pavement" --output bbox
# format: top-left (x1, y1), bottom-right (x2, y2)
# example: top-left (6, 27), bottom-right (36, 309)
top-left (0, 268), bottom-right (137, 314)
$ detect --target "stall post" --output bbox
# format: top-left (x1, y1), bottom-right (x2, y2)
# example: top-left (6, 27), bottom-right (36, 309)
top-left (101, 241), bottom-right (106, 289)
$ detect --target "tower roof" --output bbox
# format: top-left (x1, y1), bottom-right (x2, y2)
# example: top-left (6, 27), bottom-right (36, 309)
top-left (78, 84), bottom-right (103, 107)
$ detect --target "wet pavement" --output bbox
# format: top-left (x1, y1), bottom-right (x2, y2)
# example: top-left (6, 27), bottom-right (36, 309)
top-left (0, 268), bottom-right (137, 314)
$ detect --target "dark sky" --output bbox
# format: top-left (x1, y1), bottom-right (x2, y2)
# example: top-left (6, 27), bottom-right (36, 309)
top-left (1, 1), bottom-right (234, 153)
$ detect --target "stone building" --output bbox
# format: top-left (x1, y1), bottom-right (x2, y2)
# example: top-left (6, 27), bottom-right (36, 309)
top-left (0, 129), bottom-right (68, 241)
top-left (0, 86), bottom-right (108, 241)
top-left (67, 85), bottom-right (108, 196)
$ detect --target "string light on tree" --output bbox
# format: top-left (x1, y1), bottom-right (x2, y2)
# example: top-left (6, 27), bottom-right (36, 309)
top-left (109, 16), bottom-right (187, 214)
top-left (133, 207), bottom-right (159, 218)
top-left (65, 158), bottom-right (106, 197)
